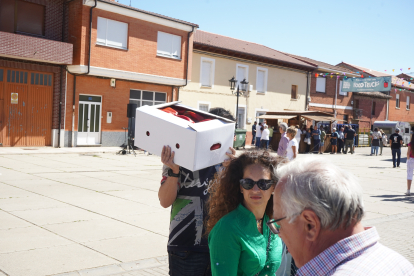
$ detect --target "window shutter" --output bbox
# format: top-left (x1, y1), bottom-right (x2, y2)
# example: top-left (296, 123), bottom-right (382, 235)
top-left (257, 70), bottom-right (265, 92)
top-left (339, 80), bottom-right (347, 96)
top-left (97, 17), bottom-right (107, 45)
top-left (237, 66), bottom-right (246, 89)
top-left (16, 0), bottom-right (45, 36)
top-left (157, 32), bottom-right (171, 57)
top-left (316, 78), bottom-right (326, 93)
top-left (291, 85), bottom-right (297, 99)
top-left (201, 61), bottom-right (211, 87)
top-left (106, 19), bottom-right (128, 48)
top-left (171, 35), bottom-right (181, 59)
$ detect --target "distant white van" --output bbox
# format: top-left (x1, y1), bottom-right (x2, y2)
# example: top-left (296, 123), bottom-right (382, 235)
top-left (373, 121), bottom-right (411, 145)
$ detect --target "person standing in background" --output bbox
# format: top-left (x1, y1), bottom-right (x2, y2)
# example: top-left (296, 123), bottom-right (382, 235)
top-left (251, 121), bottom-right (257, 146)
top-left (344, 126), bottom-right (356, 154)
top-left (389, 128), bottom-right (403, 168)
top-left (256, 122), bottom-right (262, 149)
top-left (305, 128), bottom-right (312, 154)
top-left (406, 135), bottom-right (414, 196)
top-left (286, 126), bottom-right (298, 160)
top-left (277, 123), bottom-right (289, 157)
top-left (330, 127), bottom-right (338, 154)
top-left (371, 128), bottom-right (381, 156)
top-left (337, 127), bottom-right (345, 154)
top-left (311, 126), bottom-right (321, 154)
top-left (269, 126), bottom-right (274, 148)
top-left (295, 125), bottom-right (302, 146)
top-left (261, 125), bottom-right (270, 150)
top-left (380, 129), bottom-right (387, 156)
top-left (318, 125), bottom-right (326, 154)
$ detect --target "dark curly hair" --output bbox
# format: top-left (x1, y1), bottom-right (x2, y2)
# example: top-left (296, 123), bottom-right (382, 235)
top-left (205, 151), bottom-right (286, 235)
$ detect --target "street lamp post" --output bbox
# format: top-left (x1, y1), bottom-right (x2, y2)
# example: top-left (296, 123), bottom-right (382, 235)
top-left (229, 77), bottom-right (248, 129)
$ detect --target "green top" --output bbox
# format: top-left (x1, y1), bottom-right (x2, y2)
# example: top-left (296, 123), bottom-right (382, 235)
top-left (208, 204), bottom-right (283, 276)
top-left (269, 128), bottom-right (274, 137)
top-left (321, 130), bottom-right (326, 141)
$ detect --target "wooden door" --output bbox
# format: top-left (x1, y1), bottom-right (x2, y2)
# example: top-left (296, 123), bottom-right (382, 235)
top-left (4, 83), bottom-right (28, 146)
top-left (27, 85), bottom-right (53, 146)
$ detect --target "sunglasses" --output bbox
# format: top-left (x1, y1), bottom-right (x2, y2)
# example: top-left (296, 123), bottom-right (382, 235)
top-left (239, 178), bottom-right (274, 190)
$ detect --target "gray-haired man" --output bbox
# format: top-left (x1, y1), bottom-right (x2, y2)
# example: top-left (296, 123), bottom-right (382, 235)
top-left (270, 157), bottom-right (413, 275)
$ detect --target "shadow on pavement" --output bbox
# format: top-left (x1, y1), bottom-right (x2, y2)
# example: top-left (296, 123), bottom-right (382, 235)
top-left (382, 157), bottom-right (407, 163)
top-left (370, 194), bottom-right (414, 203)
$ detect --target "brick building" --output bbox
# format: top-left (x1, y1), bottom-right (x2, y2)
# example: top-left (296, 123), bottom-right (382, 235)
top-left (0, 0), bottom-right (198, 147)
top-left (338, 63), bottom-right (414, 129)
top-left (283, 55), bottom-right (363, 126)
top-left (0, 0), bottom-right (73, 146)
top-left (181, 31), bottom-right (316, 144)
top-left (64, 0), bottom-right (198, 147)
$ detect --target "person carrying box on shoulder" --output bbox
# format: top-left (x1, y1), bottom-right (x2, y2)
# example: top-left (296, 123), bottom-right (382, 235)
top-left (158, 107), bottom-right (236, 276)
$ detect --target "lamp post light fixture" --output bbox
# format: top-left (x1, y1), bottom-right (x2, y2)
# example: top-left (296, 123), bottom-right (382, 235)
top-left (228, 77), bottom-right (249, 129)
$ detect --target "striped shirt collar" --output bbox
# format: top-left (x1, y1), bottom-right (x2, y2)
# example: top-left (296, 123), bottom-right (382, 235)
top-left (297, 227), bottom-right (378, 276)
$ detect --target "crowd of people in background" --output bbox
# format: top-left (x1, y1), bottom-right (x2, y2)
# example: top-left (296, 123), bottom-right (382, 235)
top-left (158, 108), bottom-right (414, 276)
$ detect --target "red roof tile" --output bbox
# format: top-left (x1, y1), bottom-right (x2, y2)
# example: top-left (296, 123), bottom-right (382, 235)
top-left (194, 30), bottom-right (316, 69)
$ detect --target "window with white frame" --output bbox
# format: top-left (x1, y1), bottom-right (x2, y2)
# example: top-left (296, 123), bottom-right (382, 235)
top-left (198, 103), bottom-right (210, 112)
top-left (157, 32), bottom-right (181, 59)
top-left (237, 107), bottom-right (246, 129)
top-left (256, 68), bottom-right (267, 93)
top-left (407, 96), bottom-right (410, 110)
top-left (236, 64), bottom-right (249, 91)
top-left (256, 111), bottom-right (266, 124)
top-left (129, 90), bottom-right (166, 108)
top-left (316, 77), bottom-right (326, 93)
top-left (97, 17), bottom-right (128, 49)
top-left (396, 94), bottom-right (400, 108)
top-left (339, 80), bottom-right (347, 96)
top-left (200, 57), bottom-right (215, 87)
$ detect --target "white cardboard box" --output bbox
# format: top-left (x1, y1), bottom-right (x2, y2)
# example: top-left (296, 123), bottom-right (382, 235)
top-left (134, 102), bottom-right (235, 171)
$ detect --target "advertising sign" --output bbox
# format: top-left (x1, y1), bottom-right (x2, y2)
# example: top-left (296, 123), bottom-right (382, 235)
top-left (11, 93), bottom-right (18, 104)
top-left (341, 76), bottom-right (392, 92)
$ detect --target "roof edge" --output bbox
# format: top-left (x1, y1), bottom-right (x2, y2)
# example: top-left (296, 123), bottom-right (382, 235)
top-left (84, 0), bottom-right (199, 30)
top-left (193, 42), bottom-right (317, 71)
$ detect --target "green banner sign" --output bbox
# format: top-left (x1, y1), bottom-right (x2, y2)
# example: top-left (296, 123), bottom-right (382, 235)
top-left (341, 76), bottom-right (392, 92)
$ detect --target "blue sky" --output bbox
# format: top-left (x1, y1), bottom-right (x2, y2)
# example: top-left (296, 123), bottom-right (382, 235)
top-left (118, 0), bottom-right (414, 75)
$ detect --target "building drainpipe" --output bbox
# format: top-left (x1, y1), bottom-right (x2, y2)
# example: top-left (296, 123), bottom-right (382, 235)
top-left (184, 26), bottom-right (194, 87)
top-left (334, 77), bottom-right (338, 118)
top-left (66, 0), bottom-right (97, 147)
top-left (57, 0), bottom-right (75, 148)
top-left (386, 91), bottom-right (389, 120)
top-left (305, 72), bottom-right (311, 111)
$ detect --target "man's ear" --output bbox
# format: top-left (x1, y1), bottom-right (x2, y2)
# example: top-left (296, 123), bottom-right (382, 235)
top-left (301, 210), bottom-right (321, 242)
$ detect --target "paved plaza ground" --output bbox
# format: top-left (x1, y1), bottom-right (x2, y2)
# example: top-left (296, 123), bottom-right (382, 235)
top-left (0, 146), bottom-right (413, 276)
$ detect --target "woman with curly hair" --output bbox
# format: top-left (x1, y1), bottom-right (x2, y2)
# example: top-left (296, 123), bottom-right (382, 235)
top-left (206, 151), bottom-right (285, 276)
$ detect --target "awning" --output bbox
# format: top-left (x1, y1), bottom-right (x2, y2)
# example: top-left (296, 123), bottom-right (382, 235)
top-left (301, 115), bottom-right (336, 122)
top-left (257, 115), bottom-right (296, 120)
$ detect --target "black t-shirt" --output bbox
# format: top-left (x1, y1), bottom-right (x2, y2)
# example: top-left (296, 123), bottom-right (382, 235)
top-left (346, 128), bottom-right (356, 140)
top-left (161, 164), bottom-right (221, 252)
top-left (252, 124), bottom-right (256, 133)
top-left (389, 133), bottom-right (403, 149)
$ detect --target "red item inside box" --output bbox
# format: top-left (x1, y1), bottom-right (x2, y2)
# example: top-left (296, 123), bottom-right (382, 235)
top-left (160, 106), bottom-right (214, 123)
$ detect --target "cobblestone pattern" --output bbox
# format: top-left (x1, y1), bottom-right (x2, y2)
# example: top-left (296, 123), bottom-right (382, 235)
top-left (366, 212), bottom-right (414, 264)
